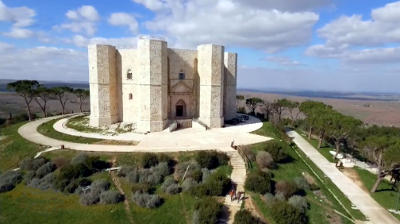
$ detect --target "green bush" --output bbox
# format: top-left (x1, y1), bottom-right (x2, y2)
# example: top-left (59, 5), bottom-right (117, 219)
top-left (19, 157), bottom-right (48, 171)
top-left (195, 151), bottom-right (229, 169)
top-left (192, 197), bottom-right (223, 224)
top-left (256, 151), bottom-right (276, 169)
top-left (245, 171), bottom-right (273, 194)
top-left (175, 160), bottom-right (201, 181)
top-left (288, 195), bottom-right (308, 213)
top-left (127, 162), bottom-right (170, 186)
top-left (100, 190), bottom-right (124, 204)
top-left (234, 210), bottom-right (264, 224)
top-left (263, 141), bottom-right (290, 162)
top-left (181, 178), bottom-right (198, 192)
top-left (161, 177), bottom-right (181, 194)
top-left (190, 169), bottom-right (230, 196)
top-left (141, 153), bottom-right (159, 168)
top-left (275, 180), bottom-right (298, 199)
top-left (35, 162), bottom-right (56, 178)
top-left (0, 170), bottom-right (22, 193)
top-left (270, 201), bottom-right (307, 224)
top-left (132, 191), bottom-right (162, 208)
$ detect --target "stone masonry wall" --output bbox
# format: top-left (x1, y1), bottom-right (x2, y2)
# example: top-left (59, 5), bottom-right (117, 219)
top-left (223, 52), bottom-right (238, 121)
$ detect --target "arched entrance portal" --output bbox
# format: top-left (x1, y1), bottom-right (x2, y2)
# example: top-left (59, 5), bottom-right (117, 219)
top-left (175, 100), bottom-right (186, 118)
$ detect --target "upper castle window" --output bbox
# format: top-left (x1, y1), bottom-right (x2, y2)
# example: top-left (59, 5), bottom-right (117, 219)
top-left (129, 93), bottom-right (133, 100)
top-left (179, 71), bottom-right (185, 80)
top-left (127, 69), bottom-right (132, 80)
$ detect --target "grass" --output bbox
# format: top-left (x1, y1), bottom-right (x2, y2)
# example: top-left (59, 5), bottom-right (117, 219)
top-left (37, 118), bottom-right (101, 144)
top-left (249, 122), bottom-right (366, 223)
top-left (354, 167), bottom-right (400, 220)
top-left (0, 184), bottom-right (129, 224)
top-left (38, 118), bottom-right (138, 145)
top-left (0, 122), bottom-right (45, 172)
top-left (66, 115), bottom-right (104, 133)
top-left (297, 130), bottom-right (336, 163)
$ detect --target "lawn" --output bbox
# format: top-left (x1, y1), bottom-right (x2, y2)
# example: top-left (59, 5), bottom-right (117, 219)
top-left (0, 122), bottom-right (45, 172)
top-left (37, 118), bottom-right (101, 144)
top-left (66, 115), bottom-right (104, 133)
top-left (250, 122), bottom-right (366, 223)
top-left (354, 167), bottom-right (400, 220)
top-left (0, 184), bottom-right (129, 224)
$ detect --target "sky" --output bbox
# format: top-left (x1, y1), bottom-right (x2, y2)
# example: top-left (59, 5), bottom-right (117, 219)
top-left (0, 0), bottom-right (400, 93)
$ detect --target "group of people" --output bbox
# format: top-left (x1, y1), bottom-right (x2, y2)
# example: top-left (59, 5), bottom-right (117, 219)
top-left (229, 185), bottom-right (245, 203)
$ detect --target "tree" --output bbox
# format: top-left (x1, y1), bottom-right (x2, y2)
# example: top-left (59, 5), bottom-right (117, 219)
top-left (34, 85), bottom-right (53, 117)
top-left (73, 89), bottom-right (90, 113)
top-left (326, 113), bottom-right (362, 160)
top-left (359, 126), bottom-right (400, 192)
top-left (271, 98), bottom-right (292, 123)
top-left (285, 100), bottom-right (299, 126)
top-left (246, 97), bottom-right (263, 115)
top-left (7, 80), bottom-right (40, 121)
top-left (261, 101), bottom-right (273, 121)
top-left (52, 86), bottom-right (73, 114)
top-left (299, 101), bottom-right (329, 140)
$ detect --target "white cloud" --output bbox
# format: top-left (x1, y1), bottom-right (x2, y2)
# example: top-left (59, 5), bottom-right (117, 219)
top-left (138, 0), bottom-right (319, 52)
top-left (3, 27), bottom-right (33, 38)
top-left (0, 44), bottom-right (88, 81)
top-left (0, 0), bottom-right (35, 39)
top-left (108, 13), bottom-right (139, 33)
top-left (71, 35), bottom-right (138, 49)
top-left (266, 56), bottom-right (302, 66)
top-left (307, 1), bottom-right (400, 64)
top-left (132, 0), bottom-right (167, 11)
top-left (54, 5), bottom-right (99, 36)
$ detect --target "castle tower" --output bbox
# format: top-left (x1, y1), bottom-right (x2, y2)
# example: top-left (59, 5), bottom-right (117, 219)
top-left (223, 52), bottom-right (238, 120)
top-left (197, 44), bottom-right (224, 128)
top-left (88, 45), bottom-right (119, 127)
top-left (136, 39), bottom-right (168, 132)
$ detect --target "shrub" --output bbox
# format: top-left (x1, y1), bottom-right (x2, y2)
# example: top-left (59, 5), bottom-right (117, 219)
top-left (256, 151), bottom-right (276, 169)
top-left (20, 157), bottom-right (48, 171)
top-left (131, 184), bottom-right (153, 194)
top-left (35, 162), bottom-right (56, 178)
top-left (175, 160), bottom-right (201, 181)
top-left (118, 166), bottom-right (135, 177)
top-left (132, 191), bottom-right (162, 208)
top-left (201, 168), bottom-right (211, 182)
top-left (263, 193), bottom-right (274, 202)
top-left (141, 153), bottom-right (158, 168)
top-left (270, 201), bottom-right (307, 224)
top-left (100, 190), bottom-right (124, 204)
top-left (23, 171), bottom-right (36, 184)
top-left (166, 184), bottom-right (180, 194)
top-left (288, 195), bottom-right (308, 213)
top-left (293, 177), bottom-right (310, 191)
top-left (71, 153), bottom-right (89, 166)
top-left (234, 209), bottom-right (264, 224)
top-left (195, 151), bottom-right (228, 169)
top-left (181, 178), bottom-right (198, 192)
top-left (158, 154), bottom-right (174, 167)
top-left (275, 180), bottom-right (298, 199)
top-left (28, 173), bottom-right (56, 190)
top-left (0, 170), bottom-right (22, 193)
top-left (161, 177), bottom-right (176, 192)
top-left (245, 171), bottom-right (273, 194)
top-left (80, 191), bottom-right (100, 205)
top-left (91, 179), bottom-right (111, 193)
top-left (263, 141), bottom-right (290, 162)
top-left (192, 197), bottom-right (223, 224)
top-left (243, 148), bottom-right (256, 162)
top-left (190, 170), bottom-right (230, 196)
top-left (52, 157), bottom-right (69, 168)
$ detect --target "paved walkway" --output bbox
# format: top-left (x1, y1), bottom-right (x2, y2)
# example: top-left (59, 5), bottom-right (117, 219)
top-left (19, 116), bottom-right (270, 152)
top-left (224, 150), bottom-right (247, 224)
top-left (287, 130), bottom-right (400, 224)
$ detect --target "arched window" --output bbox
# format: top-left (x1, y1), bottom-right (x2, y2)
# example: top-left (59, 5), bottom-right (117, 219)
top-left (179, 71), bottom-right (185, 80)
top-left (127, 69), bottom-right (132, 80)
top-left (129, 93), bottom-right (133, 100)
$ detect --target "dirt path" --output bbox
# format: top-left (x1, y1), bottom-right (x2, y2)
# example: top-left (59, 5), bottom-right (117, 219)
top-left (110, 157), bottom-right (134, 224)
top-left (341, 168), bottom-right (369, 192)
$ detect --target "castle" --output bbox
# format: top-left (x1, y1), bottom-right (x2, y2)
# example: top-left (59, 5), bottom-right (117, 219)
top-left (88, 38), bottom-right (237, 133)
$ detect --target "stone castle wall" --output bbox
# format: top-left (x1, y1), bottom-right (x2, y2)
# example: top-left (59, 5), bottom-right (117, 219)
top-left (88, 39), bottom-right (237, 132)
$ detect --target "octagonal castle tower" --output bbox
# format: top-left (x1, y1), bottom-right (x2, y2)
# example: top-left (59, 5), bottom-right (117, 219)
top-left (88, 38), bottom-right (237, 133)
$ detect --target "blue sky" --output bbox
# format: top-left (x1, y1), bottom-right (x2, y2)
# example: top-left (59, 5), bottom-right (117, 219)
top-left (1, 0), bottom-right (400, 93)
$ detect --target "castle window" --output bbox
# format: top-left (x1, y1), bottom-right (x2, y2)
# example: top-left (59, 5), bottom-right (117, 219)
top-left (129, 93), bottom-right (133, 100)
top-left (179, 72), bottom-right (185, 80)
top-left (127, 69), bottom-right (132, 80)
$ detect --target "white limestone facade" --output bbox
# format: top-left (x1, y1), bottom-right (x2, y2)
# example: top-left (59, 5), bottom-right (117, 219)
top-left (89, 38), bottom-right (237, 133)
